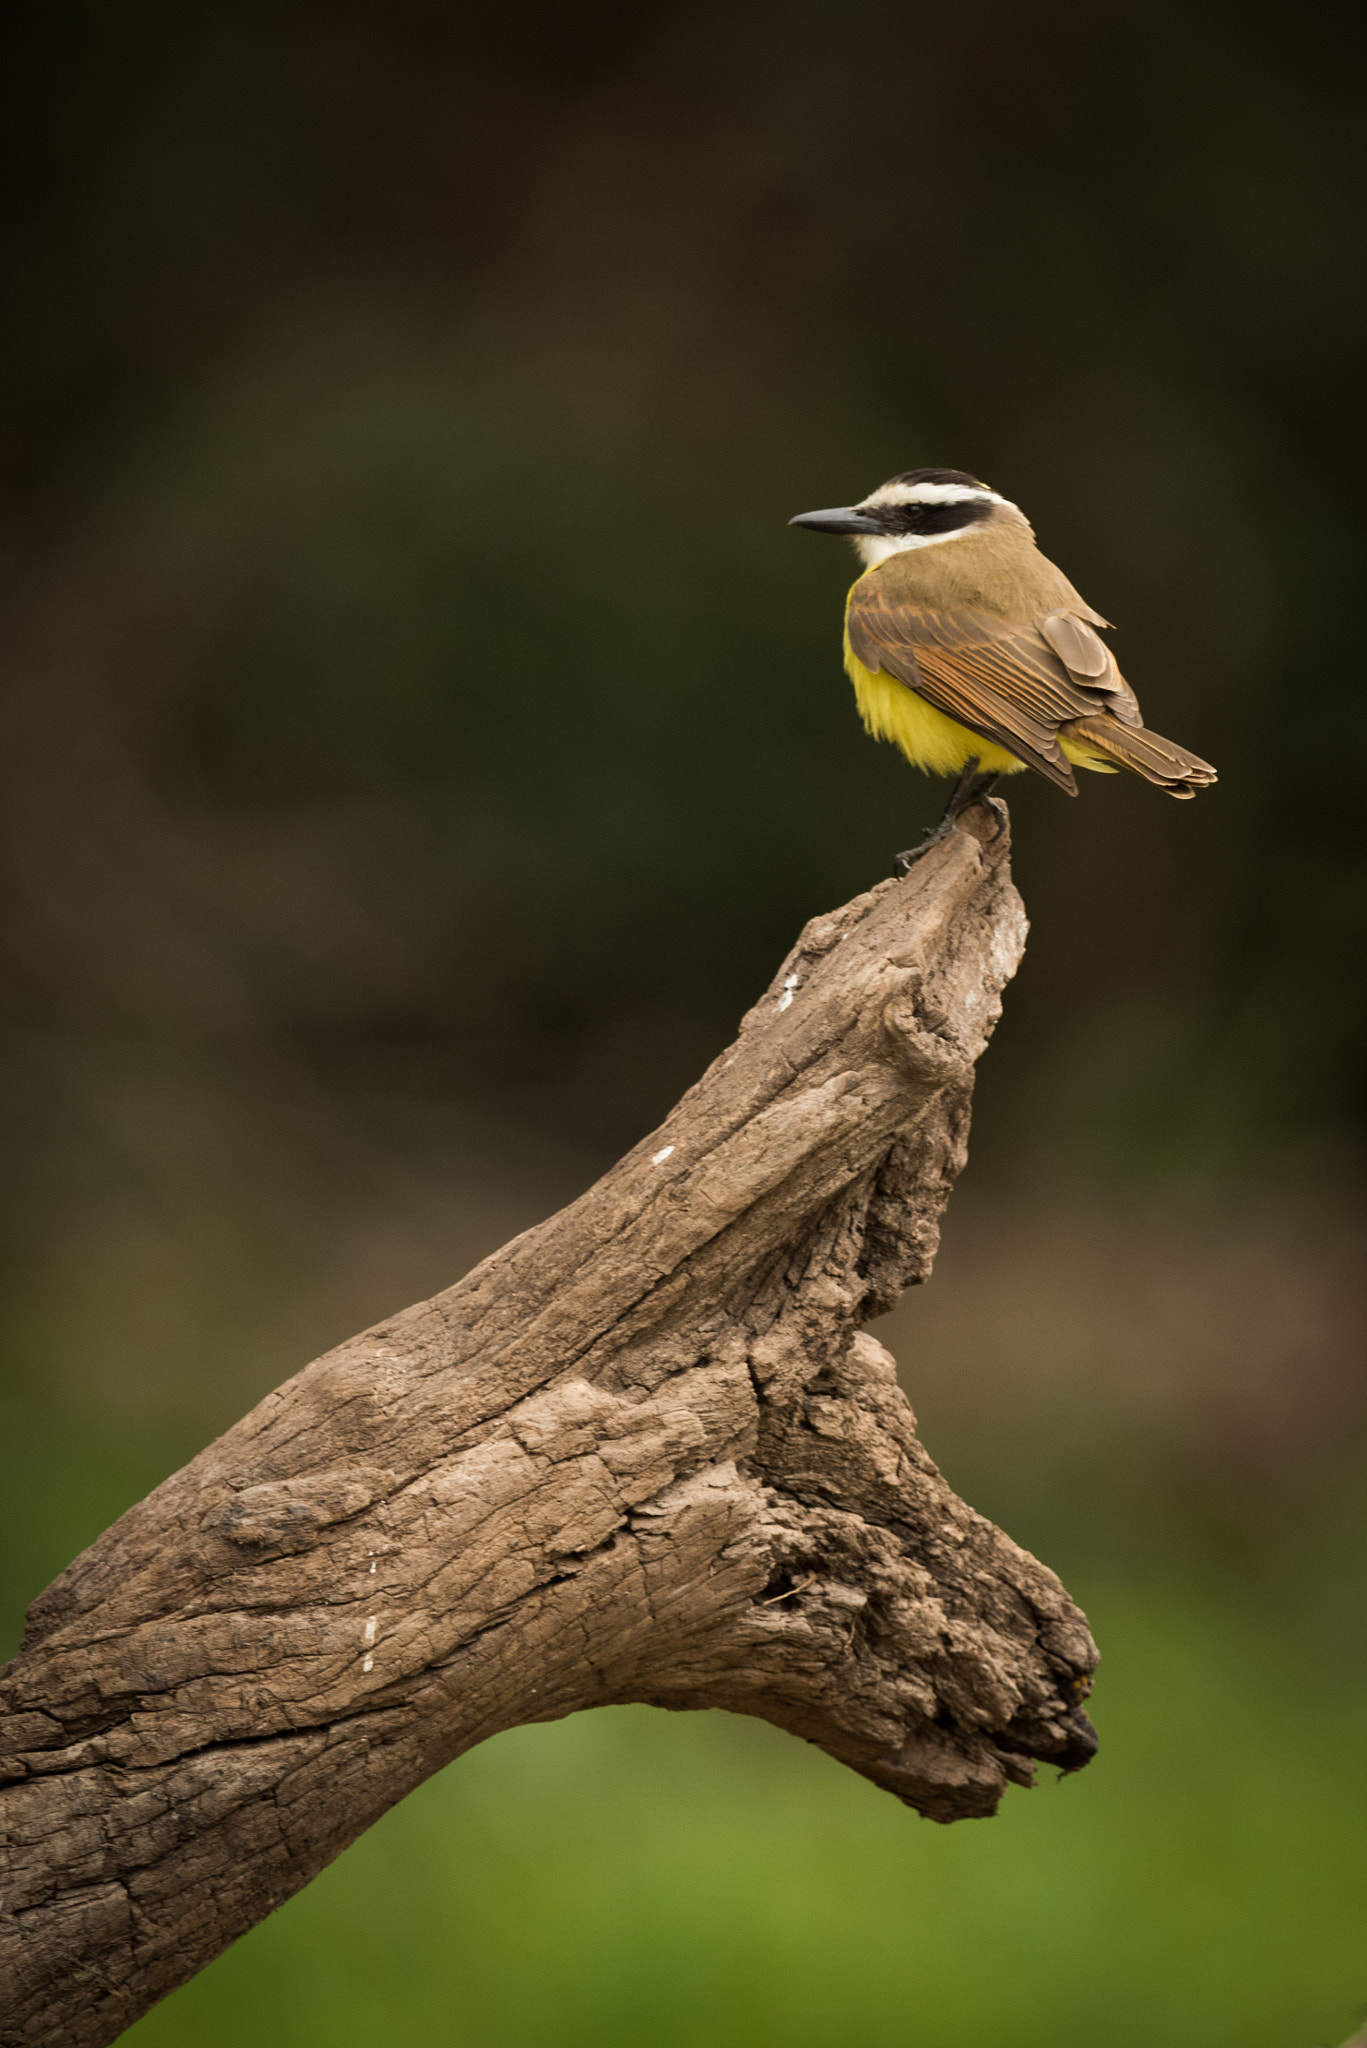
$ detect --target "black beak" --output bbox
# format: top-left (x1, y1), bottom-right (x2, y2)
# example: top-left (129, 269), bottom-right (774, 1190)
top-left (788, 505), bottom-right (885, 536)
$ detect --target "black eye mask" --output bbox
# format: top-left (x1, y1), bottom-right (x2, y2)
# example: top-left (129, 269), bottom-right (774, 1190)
top-left (878, 497), bottom-right (993, 537)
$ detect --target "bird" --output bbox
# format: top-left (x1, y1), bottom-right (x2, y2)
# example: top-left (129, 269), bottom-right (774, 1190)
top-left (790, 467), bottom-right (1216, 863)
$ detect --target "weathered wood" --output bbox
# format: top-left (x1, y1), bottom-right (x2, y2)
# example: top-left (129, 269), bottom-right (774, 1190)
top-left (0, 799), bottom-right (1097, 2047)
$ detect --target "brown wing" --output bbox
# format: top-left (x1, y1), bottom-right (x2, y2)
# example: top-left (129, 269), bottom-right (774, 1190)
top-left (847, 581), bottom-right (1140, 795)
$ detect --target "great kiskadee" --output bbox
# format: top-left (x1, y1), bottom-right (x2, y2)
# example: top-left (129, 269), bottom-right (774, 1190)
top-left (791, 469), bottom-right (1217, 830)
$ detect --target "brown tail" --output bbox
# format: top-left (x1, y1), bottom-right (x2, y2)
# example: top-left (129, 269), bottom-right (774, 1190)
top-left (1063, 714), bottom-right (1217, 800)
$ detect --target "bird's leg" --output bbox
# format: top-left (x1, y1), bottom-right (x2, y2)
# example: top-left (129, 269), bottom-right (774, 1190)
top-left (944, 758), bottom-right (986, 822)
top-left (896, 758), bottom-right (1006, 873)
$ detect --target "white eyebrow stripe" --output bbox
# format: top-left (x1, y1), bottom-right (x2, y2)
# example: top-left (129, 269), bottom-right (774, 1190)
top-left (863, 481), bottom-right (1007, 508)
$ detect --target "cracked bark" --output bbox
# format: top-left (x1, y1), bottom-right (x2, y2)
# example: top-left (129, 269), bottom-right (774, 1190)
top-left (0, 799), bottom-right (1098, 2048)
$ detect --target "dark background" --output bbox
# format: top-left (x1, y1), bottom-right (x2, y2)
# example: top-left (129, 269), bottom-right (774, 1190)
top-left (3, 5), bottom-right (1365, 2044)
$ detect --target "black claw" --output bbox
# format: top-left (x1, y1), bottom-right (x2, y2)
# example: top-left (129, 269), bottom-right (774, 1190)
top-left (979, 791), bottom-right (1008, 839)
top-left (893, 816), bottom-right (953, 874)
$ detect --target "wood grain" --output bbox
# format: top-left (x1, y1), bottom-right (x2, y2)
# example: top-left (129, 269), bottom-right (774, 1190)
top-left (0, 797), bottom-right (1097, 2047)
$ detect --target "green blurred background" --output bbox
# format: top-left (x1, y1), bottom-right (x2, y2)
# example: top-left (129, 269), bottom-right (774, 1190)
top-left (3, 3), bottom-right (1365, 2042)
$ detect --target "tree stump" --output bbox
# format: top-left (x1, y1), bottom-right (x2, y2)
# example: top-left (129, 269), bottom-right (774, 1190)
top-left (0, 799), bottom-right (1098, 2048)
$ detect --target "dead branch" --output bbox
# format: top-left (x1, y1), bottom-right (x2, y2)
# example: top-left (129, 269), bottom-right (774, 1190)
top-left (0, 799), bottom-right (1097, 2048)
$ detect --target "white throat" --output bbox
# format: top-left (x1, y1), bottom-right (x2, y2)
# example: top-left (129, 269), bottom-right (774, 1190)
top-left (854, 526), bottom-right (984, 568)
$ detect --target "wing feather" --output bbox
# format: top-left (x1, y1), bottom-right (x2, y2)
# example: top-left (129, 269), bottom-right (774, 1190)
top-left (847, 576), bottom-right (1143, 793)
top-left (1038, 609), bottom-right (1108, 677)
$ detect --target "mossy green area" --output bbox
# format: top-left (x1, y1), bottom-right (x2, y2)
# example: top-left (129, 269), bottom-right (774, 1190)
top-left (113, 1574), bottom-right (1364, 2048)
top-left (6, 1396), bottom-right (1361, 2048)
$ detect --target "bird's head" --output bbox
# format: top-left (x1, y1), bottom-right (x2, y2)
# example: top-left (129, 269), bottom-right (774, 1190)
top-left (789, 467), bottom-right (1028, 568)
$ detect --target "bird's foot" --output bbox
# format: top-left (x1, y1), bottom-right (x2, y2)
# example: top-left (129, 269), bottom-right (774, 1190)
top-left (894, 816), bottom-right (954, 874)
top-left (894, 762), bottom-right (1005, 874)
